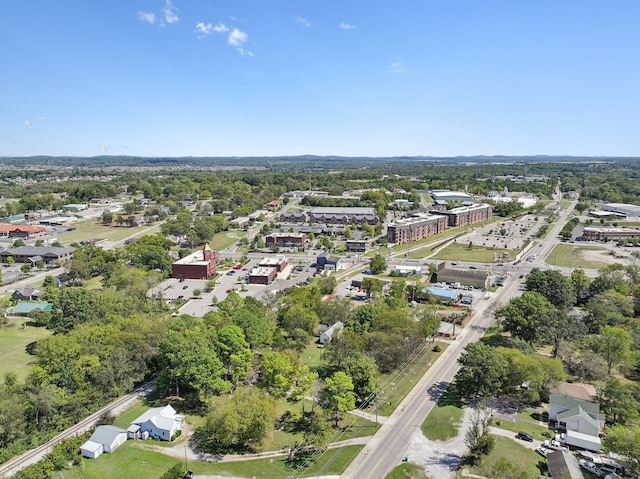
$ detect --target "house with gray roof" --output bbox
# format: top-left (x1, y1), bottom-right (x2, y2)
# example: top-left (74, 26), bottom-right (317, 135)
top-left (545, 450), bottom-right (584, 479)
top-left (549, 394), bottom-right (605, 437)
top-left (80, 425), bottom-right (127, 459)
top-left (129, 405), bottom-right (184, 441)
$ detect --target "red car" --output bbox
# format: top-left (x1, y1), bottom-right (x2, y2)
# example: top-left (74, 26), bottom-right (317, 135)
top-left (233, 264), bottom-right (242, 270)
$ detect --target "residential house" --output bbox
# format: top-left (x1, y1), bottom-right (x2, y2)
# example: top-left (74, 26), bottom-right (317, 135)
top-left (129, 405), bottom-right (184, 441)
top-left (319, 321), bottom-right (343, 344)
top-left (549, 394), bottom-right (605, 439)
top-left (12, 286), bottom-right (44, 301)
top-left (80, 425), bottom-right (128, 459)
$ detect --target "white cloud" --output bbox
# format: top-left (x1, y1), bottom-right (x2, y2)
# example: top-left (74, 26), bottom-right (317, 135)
top-left (162, 0), bottom-right (179, 24)
top-left (388, 61), bottom-right (408, 73)
top-left (139, 11), bottom-right (156, 24)
top-left (38, 116), bottom-right (46, 121)
top-left (24, 120), bottom-right (32, 126)
top-left (339, 23), bottom-right (356, 30)
top-left (237, 48), bottom-right (254, 57)
top-left (296, 17), bottom-right (311, 27)
top-left (213, 22), bottom-right (229, 33)
top-left (228, 28), bottom-right (248, 47)
top-left (195, 22), bottom-right (214, 36)
top-left (98, 145), bottom-right (109, 152)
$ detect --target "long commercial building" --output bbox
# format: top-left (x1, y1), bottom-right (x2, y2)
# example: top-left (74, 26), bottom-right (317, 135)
top-left (430, 203), bottom-right (493, 227)
top-left (581, 226), bottom-right (640, 241)
top-left (280, 207), bottom-right (378, 225)
top-left (386, 213), bottom-right (448, 245)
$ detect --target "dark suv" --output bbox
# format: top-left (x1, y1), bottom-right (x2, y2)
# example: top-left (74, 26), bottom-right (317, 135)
top-left (516, 432), bottom-right (534, 442)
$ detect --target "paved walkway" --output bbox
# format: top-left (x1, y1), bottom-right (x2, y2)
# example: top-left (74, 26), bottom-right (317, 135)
top-left (348, 408), bottom-right (388, 425)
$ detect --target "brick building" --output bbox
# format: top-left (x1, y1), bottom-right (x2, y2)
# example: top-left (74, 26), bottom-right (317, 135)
top-left (386, 214), bottom-right (448, 245)
top-left (258, 255), bottom-right (289, 273)
top-left (248, 267), bottom-right (278, 285)
top-left (171, 243), bottom-right (219, 280)
top-left (430, 203), bottom-right (492, 228)
top-left (265, 233), bottom-right (307, 248)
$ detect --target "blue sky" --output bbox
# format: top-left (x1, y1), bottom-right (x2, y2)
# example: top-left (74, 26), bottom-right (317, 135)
top-left (2, 1), bottom-right (640, 158)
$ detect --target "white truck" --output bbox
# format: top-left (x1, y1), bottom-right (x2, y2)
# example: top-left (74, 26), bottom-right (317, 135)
top-left (557, 431), bottom-right (601, 452)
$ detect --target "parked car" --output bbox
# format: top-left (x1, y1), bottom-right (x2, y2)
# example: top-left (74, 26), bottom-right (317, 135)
top-left (516, 432), bottom-right (534, 442)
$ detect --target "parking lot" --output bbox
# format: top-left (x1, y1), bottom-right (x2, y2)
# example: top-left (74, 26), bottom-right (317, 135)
top-left (151, 256), bottom-right (321, 317)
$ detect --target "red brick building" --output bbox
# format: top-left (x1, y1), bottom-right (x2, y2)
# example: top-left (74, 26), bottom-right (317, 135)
top-left (171, 243), bottom-right (219, 280)
top-left (248, 267), bottom-right (278, 285)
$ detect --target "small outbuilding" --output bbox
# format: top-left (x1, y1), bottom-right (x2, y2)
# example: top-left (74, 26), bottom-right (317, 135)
top-left (80, 425), bottom-right (128, 459)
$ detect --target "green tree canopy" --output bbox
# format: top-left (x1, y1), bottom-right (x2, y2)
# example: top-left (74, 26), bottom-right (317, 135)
top-left (195, 387), bottom-right (276, 452)
top-left (455, 342), bottom-right (506, 399)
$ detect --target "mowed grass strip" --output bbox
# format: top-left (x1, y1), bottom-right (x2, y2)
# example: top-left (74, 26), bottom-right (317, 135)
top-left (0, 322), bottom-right (50, 381)
top-left (187, 444), bottom-right (364, 479)
top-left (377, 343), bottom-right (448, 417)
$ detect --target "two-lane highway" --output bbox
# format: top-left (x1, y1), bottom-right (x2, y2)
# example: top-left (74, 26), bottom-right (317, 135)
top-left (343, 272), bottom-right (525, 479)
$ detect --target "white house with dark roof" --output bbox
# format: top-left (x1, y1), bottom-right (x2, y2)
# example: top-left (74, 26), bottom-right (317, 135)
top-left (80, 425), bottom-right (127, 459)
top-left (129, 405), bottom-right (184, 441)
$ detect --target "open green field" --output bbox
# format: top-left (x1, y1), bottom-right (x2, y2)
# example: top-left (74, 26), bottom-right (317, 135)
top-left (423, 242), bottom-right (518, 264)
top-left (546, 244), bottom-right (612, 269)
top-left (57, 219), bottom-right (161, 245)
top-left (0, 321), bottom-right (50, 381)
top-left (463, 435), bottom-right (544, 478)
top-left (421, 388), bottom-right (464, 441)
top-left (385, 462), bottom-right (429, 479)
top-left (376, 342), bottom-right (447, 417)
top-left (206, 230), bottom-right (246, 251)
top-left (54, 440), bottom-right (363, 479)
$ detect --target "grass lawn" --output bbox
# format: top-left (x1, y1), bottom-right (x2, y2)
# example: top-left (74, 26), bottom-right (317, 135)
top-left (53, 441), bottom-right (180, 479)
top-left (489, 411), bottom-right (551, 441)
top-left (57, 219), bottom-right (159, 245)
top-left (190, 445), bottom-right (364, 479)
top-left (430, 242), bottom-right (519, 264)
top-left (206, 230), bottom-right (245, 251)
top-left (421, 388), bottom-right (464, 441)
top-left (464, 435), bottom-right (544, 478)
top-left (385, 462), bottom-right (428, 479)
top-left (546, 244), bottom-right (612, 269)
top-left (300, 339), bottom-right (324, 371)
top-left (377, 342), bottom-right (448, 417)
top-left (0, 320), bottom-right (50, 381)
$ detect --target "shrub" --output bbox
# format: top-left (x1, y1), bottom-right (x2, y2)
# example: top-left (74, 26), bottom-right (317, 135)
top-left (432, 344), bottom-right (442, 353)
